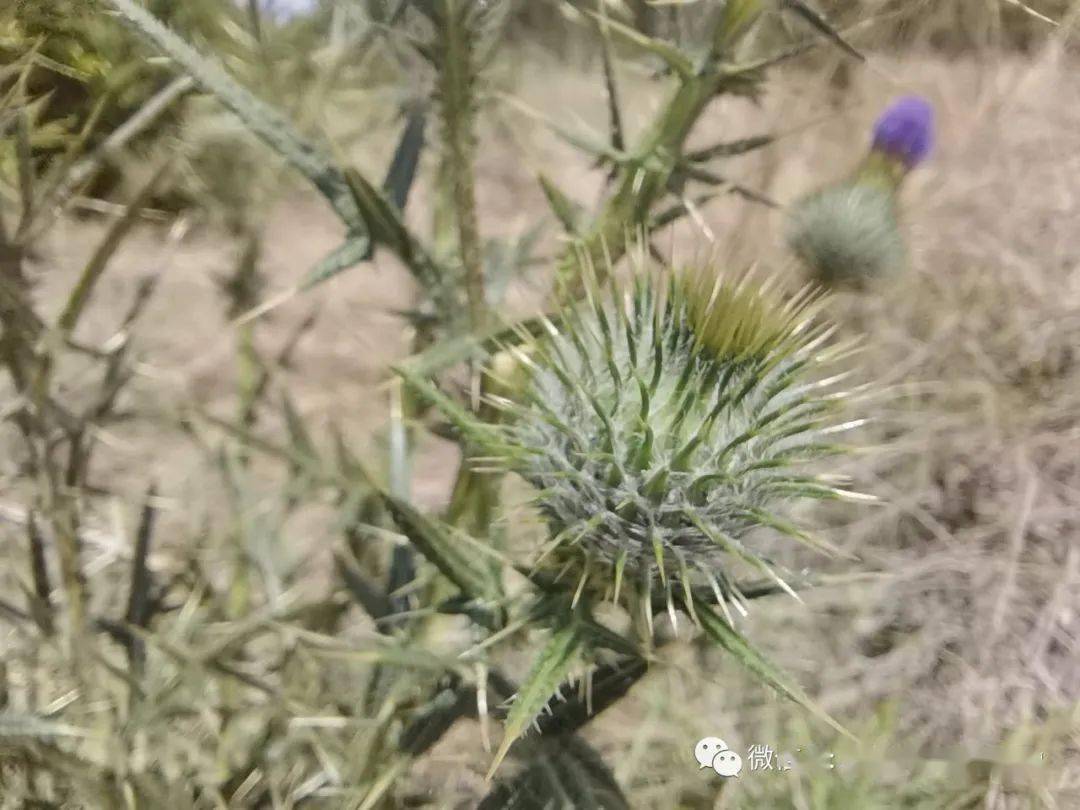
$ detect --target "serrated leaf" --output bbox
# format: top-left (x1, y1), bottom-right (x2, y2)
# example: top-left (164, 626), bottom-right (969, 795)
top-left (535, 656), bottom-right (647, 736)
top-left (688, 594), bottom-right (852, 739)
top-left (487, 615), bottom-right (585, 779)
top-left (380, 493), bottom-right (499, 600)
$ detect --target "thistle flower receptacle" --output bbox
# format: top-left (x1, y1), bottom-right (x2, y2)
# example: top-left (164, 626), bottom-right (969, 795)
top-left (786, 95), bottom-right (935, 288)
top-left (482, 267), bottom-right (863, 623)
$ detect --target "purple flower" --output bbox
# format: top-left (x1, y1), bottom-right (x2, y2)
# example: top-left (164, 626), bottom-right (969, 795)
top-left (871, 96), bottom-right (935, 168)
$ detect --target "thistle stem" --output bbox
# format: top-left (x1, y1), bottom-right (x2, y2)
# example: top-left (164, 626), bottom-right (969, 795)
top-left (438, 0), bottom-right (488, 332)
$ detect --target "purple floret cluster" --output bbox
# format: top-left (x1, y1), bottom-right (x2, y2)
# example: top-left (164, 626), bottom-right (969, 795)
top-left (872, 96), bottom-right (935, 168)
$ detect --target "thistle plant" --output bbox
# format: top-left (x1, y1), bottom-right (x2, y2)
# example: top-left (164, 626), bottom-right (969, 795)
top-left (786, 95), bottom-right (935, 287)
top-left (398, 258), bottom-right (868, 778)
top-left (2, 2), bottom-right (894, 806)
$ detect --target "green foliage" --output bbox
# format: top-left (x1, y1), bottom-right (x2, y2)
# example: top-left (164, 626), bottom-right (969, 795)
top-left (14, 1), bottom-right (1068, 807)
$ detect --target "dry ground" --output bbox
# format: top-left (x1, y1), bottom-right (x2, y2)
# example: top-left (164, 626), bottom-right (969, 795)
top-left (5, 42), bottom-right (1080, 807)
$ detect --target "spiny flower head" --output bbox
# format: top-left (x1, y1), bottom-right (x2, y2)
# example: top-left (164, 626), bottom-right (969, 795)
top-left (484, 266), bottom-right (865, 621)
top-left (786, 96), bottom-right (935, 287)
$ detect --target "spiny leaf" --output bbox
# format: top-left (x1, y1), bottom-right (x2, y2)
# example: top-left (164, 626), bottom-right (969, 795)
top-left (687, 133), bottom-right (776, 163)
top-left (538, 174), bottom-right (587, 235)
top-left (295, 110), bottom-right (428, 292)
top-left (479, 736), bottom-right (631, 810)
top-left (487, 615), bottom-right (585, 779)
top-left (586, 10), bottom-right (694, 79)
top-left (334, 549), bottom-right (393, 621)
top-left (343, 169), bottom-right (418, 267)
top-left (102, 0), bottom-right (362, 228)
top-left (380, 493), bottom-right (500, 600)
top-left (688, 594), bottom-right (853, 740)
top-left (781, 0), bottom-right (867, 62)
top-left (399, 680), bottom-right (476, 756)
top-left (534, 656), bottom-right (648, 736)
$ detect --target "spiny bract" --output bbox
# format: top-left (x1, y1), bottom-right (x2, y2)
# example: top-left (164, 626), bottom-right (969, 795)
top-left (487, 267), bottom-right (864, 618)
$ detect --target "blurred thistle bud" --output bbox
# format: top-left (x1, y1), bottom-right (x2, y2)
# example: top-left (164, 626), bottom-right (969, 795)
top-left (786, 95), bottom-right (935, 288)
top-left (465, 265), bottom-right (867, 624)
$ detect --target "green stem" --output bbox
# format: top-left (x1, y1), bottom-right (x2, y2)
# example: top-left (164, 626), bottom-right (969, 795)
top-left (437, 0), bottom-right (487, 332)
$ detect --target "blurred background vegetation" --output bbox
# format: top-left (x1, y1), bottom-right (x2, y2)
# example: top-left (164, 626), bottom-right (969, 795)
top-left (2, 1), bottom-right (1078, 808)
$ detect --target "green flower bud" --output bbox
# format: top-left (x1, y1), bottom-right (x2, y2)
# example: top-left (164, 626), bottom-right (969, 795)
top-left (482, 267), bottom-right (864, 620)
top-left (785, 180), bottom-right (906, 288)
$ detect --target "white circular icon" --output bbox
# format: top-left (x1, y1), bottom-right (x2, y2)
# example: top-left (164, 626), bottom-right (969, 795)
top-left (694, 736), bottom-right (729, 770)
top-left (711, 748), bottom-right (743, 778)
